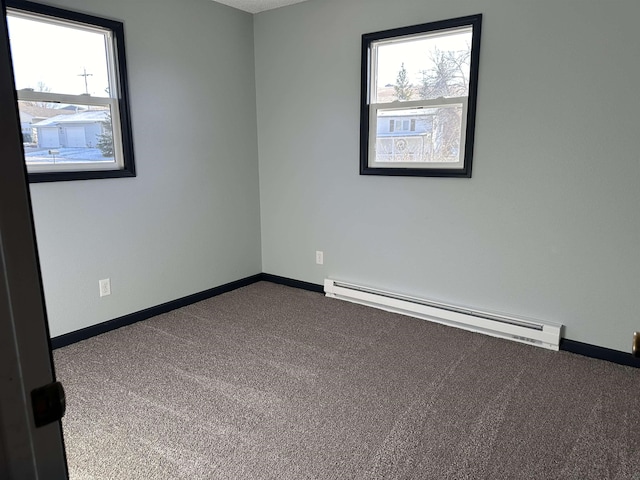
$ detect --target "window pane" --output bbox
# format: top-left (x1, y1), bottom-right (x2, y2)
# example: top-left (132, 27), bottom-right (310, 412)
top-left (375, 105), bottom-right (463, 164)
top-left (7, 13), bottom-right (111, 97)
top-left (373, 27), bottom-right (472, 103)
top-left (19, 101), bottom-right (116, 166)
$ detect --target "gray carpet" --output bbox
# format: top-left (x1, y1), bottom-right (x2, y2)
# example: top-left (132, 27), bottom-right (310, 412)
top-left (54, 281), bottom-right (640, 479)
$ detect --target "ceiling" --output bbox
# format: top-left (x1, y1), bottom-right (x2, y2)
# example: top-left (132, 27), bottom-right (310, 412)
top-left (213, 0), bottom-right (310, 14)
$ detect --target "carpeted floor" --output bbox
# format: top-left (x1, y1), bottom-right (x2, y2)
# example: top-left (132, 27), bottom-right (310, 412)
top-left (54, 281), bottom-right (640, 479)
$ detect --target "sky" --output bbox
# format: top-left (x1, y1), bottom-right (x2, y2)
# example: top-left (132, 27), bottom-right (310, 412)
top-left (375, 28), bottom-right (472, 88)
top-left (6, 12), bottom-right (111, 97)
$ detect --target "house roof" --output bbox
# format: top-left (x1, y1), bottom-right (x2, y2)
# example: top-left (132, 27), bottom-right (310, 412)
top-left (18, 104), bottom-right (74, 119)
top-left (32, 110), bottom-right (109, 127)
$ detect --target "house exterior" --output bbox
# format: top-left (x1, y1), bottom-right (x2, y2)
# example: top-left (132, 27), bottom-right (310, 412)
top-left (17, 104), bottom-right (75, 145)
top-left (376, 109), bottom-right (435, 162)
top-left (31, 110), bottom-right (108, 149)
top-left (18, 110), bottom-right (33, 142)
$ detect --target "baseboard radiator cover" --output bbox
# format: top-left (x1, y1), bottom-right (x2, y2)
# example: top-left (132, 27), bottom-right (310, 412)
top-left (324, 279), bottom-right (561, 351)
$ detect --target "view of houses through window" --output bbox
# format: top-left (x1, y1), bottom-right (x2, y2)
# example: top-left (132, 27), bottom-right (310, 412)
top-left (6, 1), bottom-right (135, 181)
top-left (372, 29), bottom-right (471, 165)
top-left (17, 100), bottom-right (115, 165)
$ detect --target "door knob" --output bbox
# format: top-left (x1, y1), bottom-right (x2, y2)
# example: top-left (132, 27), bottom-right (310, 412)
top-left (31, 381), bottom-right (66, 428)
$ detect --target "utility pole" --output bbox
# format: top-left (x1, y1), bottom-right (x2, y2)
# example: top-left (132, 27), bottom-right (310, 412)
top-left (78, 67), bottom-right (93, 94)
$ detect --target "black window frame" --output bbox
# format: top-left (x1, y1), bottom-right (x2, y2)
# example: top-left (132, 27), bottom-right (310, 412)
top-left (360, 14), bottom-right (482, 178)
top-left (5, 0), bottom-right (135, 183)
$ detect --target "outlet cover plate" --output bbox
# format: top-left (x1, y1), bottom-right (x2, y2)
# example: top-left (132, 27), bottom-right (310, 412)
top-left (99, 278), bottom-right (111, 297)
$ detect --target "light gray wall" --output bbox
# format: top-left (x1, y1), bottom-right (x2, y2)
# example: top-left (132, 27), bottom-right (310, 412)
top-left (29, 0), bottom-right (262, 337)
top-left (255, 0), bottom-right (640, 352)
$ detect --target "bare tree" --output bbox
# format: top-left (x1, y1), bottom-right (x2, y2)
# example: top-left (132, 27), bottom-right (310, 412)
top-left (418, 44), bottom-right (470, 100)
top-left (36, 81), bottom-right (51, 94)
top-left (22, 81), bottom-right (55, 109)
top-left (418, 44), bottom-right (471, 161)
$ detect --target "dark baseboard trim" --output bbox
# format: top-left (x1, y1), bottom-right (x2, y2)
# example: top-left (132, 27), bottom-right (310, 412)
top-left (51, 273), bottom-right (263, 349)
top-left (259, 273), bottom-right (324, 293)
top-left (52, 273), bottom-right (637, 369)
top-left (560, 339), bottom-right (640, 368)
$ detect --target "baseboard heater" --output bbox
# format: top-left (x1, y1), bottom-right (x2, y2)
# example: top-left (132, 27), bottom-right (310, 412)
top-left (324, 279), bottom-right (562, 351)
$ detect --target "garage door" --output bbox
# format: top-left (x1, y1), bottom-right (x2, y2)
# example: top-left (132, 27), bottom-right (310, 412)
top-left (65, 126), bottom-right (86, 147)
top-left (39, 127), bottom-right (60, 148)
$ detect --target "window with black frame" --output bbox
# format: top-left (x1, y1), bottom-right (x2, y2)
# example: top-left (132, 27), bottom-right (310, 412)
top-left (5, 0), bottom-right (135, 182)
top-left (360, 14), bottom-right (482, 177)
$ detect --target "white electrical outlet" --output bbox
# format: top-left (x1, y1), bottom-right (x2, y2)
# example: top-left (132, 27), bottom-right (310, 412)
top-left (99, 278), bottom-right (111, 297)
top-left (316, 251), bottom-right (324, 265)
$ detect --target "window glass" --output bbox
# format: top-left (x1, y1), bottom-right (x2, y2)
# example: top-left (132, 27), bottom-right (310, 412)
top-left (8, 14), bottom-right (111, 97)
top-left (18, 101), bottom-right (117, 166)
top-left (373, 28), bottom-right (472, 103)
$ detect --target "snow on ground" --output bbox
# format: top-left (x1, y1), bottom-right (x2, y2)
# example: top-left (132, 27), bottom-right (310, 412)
top-left (24, 147), bottom-right (114, 164)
